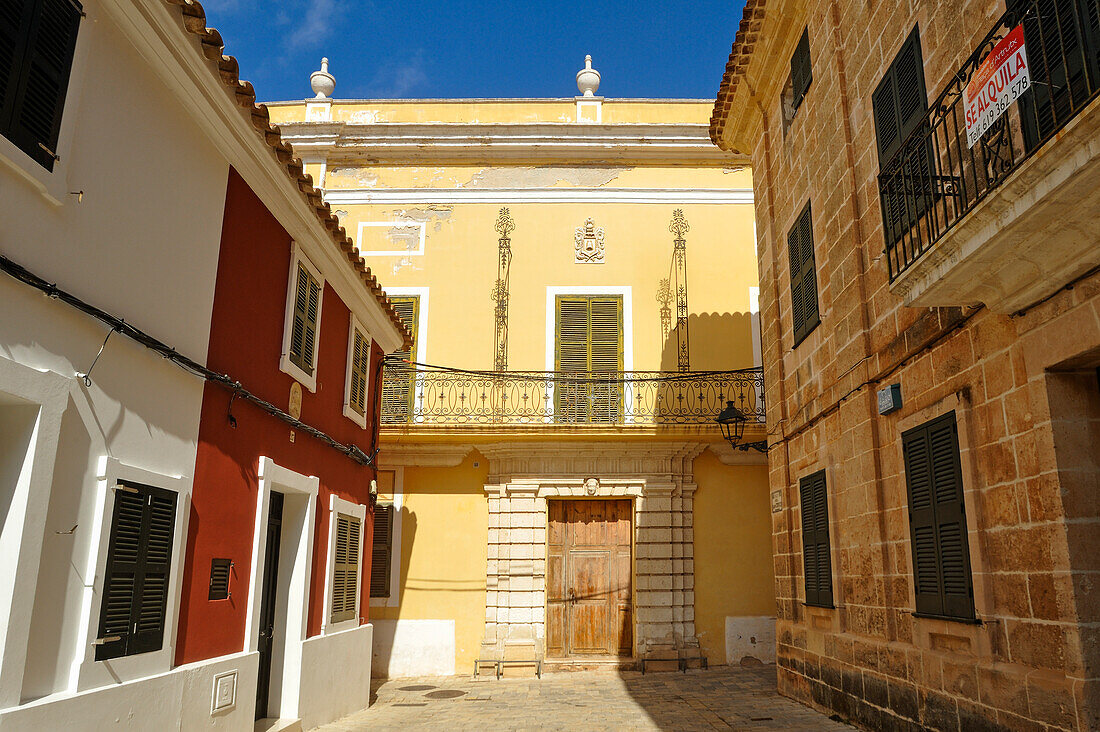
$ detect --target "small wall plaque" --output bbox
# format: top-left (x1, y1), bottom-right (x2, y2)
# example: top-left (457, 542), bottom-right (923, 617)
top-left (877, 383), bottom-right (903, 415)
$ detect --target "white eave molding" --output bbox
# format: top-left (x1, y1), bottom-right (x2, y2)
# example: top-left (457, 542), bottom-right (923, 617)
top-left (99, 0), bottom-right (405, 355)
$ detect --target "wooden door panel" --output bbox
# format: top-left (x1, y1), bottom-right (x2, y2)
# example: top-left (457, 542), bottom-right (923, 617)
top-left (569, 603), bottom-right (610, 654)
top-left (569, 500), bottom-right (608, 546)
top-left (569, 552), bottom-right (610, 600)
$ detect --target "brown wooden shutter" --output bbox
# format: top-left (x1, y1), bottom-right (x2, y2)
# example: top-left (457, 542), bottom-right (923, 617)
top-left (331, 513), bottom-right (360, 623)
top-left (96, 481), bottom-right (177, 660)
top-left (799, 470), bottom-right (833, 608)
top-left (2, 0), bottom-right (81, 171)
top-left (381, 297), bottom-right (418, 423)
top-left (370, 504), bottom-right (393, 598)
top-left (903, 411), bottom-right (974, 620)
top-left (788, 202), bottom-right (819, 347)
top-left (587, 296), bottom-right (623, 423)
top-left (349, 328), bottom-right (369, 415)
top-left (790, 27), bottom-right (812, 110)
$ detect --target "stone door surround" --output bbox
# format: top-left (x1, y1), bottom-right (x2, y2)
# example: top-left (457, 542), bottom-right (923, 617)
top-left (478, 441), bottom-right (707, 661)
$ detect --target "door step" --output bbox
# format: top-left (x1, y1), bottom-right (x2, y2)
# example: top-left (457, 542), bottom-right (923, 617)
top-left (543, 657), bottom-right (640, 673)
top-left (255, 718), bottom-right (302, 732)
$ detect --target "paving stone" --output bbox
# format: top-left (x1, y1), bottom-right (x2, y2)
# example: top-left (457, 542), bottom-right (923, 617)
top-left (312, 665), bottom-right (854, 731)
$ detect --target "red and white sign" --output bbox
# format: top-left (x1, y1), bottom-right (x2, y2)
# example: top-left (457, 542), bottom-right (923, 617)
top-left (964, 25), bottom-right (1030, 148)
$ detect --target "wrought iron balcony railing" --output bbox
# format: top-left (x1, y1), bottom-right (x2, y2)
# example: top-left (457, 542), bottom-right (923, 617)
top-left (881, 0), bottom-right (1100, 282)
top-left (380, 364), bottom-right (764, 427)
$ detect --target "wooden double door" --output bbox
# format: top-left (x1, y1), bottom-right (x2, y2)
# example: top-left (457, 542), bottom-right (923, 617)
top-left (546, 499), bottom-right (632, 657)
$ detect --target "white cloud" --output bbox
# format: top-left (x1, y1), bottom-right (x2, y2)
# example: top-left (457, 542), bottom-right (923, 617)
top-left (287, 0), bottom-right (342, 50)
top-left (362, 50), bottom-right (429, 98)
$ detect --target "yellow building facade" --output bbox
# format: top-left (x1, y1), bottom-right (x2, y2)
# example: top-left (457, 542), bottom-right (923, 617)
top-left (270, 65), bottom-right (773, 676)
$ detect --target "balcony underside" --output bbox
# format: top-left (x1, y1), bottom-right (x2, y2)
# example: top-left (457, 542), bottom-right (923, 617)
top-left (890, 94), bottom-right (1100, 314)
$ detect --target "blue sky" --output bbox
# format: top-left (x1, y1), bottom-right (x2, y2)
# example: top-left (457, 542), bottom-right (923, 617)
top-left (202, 1), bottom-right (747, 102)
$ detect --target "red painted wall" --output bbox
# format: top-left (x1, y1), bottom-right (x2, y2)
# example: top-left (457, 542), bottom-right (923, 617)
top-left (175, 168), bottom-right (383, 664)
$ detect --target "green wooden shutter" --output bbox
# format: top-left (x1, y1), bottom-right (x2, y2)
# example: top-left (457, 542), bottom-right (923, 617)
top-left (790, 27), bottom-right (812, 110)
top-left (3, 0), bottom-right (81, 171)
top-left (349, 328), bottom-right (369, 416)
top-left (289, 262), bottom-right (321, 375)
top-left (903, 411), bottom-right (974, 620)
top-left (331, 513), bottom-right (360, 623)
top-left (799, 470), bottom-right (833, 608)
top-left (788, 202), bottom-right (819, 347)
top-left (96, 481), bottom-right (177, 660)
top-left (554, 296), bottom-right (623, 423)
top-left (381, 297), bottom-right (418, 424)
top-left (369, 504), bottom-right (393, 598)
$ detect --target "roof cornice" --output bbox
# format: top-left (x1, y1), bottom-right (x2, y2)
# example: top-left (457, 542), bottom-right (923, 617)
top-left (99, 0), bottom-right (409, 353)
top-left (278, 121), bottom-right (749, 165)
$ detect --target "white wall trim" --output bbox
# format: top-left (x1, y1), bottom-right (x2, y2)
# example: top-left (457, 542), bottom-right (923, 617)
top-left (279, 242), bottom-right (326, 393)
top-left (324, 188), bottom-right (754, 206)
top-left (749, 286), bottom-right (762, 368)
top-left (342, 315), bottom-right (370, 429)
top-left (356, 221), bottom-right (427, 257)
top-left (244, 457), bottom-right (318, 720)
top-left (322, 495), bottom-right (367, 635)
top-left (370, 467), bottom-right (403, 608)
top-left (0, 359), bottom-right (69, 707)
top-left (545, 286), bottom-right (634, 421)
top-left (70, 457), bottom-right (191, 693)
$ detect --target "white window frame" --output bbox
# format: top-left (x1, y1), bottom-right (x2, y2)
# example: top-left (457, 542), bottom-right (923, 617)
top-left (70, 457), bottom-right (191, 693)
top-left (279, 242), bottom-right (326, 393)
top-left (370, 467), bottom-right (404, 608)
top-left (322, 495), bottom-right (366, 634)
top-left (343, 316), bottom-right (372, 429)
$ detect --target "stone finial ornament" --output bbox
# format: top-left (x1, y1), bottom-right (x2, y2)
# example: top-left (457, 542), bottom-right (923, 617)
top-left (310, 57), bottom-right (335, 98)
top-left (576, 55), bottom-right (600, 97)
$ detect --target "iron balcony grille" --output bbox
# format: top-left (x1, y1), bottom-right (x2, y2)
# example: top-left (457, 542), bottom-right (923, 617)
top-left (881, 0), bottom-right (1100, 282)
top-left (380, 365), bottom-right (765, 427)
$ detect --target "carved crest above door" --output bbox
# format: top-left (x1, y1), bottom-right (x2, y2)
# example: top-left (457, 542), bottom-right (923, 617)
top-left (574, 218), bottom-right (605, 264)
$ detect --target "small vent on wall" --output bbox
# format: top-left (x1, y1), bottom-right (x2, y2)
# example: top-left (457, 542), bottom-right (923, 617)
top-left (208, 558), bottom-right (232, 600)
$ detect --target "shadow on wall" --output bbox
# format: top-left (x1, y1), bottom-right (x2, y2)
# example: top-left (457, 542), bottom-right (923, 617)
top-left (660, 312), bottom-right (756, 373)
top-left (368, 504), bottom-right (416, 680)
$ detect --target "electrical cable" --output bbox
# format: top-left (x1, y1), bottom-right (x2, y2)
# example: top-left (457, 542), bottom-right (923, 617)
top-left (1, 253), bottom-right (377, 468)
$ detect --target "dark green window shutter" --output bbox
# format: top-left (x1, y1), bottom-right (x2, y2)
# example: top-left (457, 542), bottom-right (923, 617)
top-left (554, 295), bottom-right (624, 423)
top-left (381, 297), bottom-right (419, 424)
top-left (1014, 0), bottom-right (1100, 150)
top-left (790, 28), bottom-right (812, 110)
top-left (787, 202), bottom-right (819, 347)
top-left (903, 411), bottom-right (975, 620)
top-left (349, 328), bottom-right (369, 416)
top-left (1, 0), bottom-right (81, 171)
top-left (799, 470), bottom-right (833, 608)
top-left (369, 503), bottom-right (393, 598)
top-left (289, 262), bottom-right (321, 375)
top-left (96, 481), bottom-right (177, 660)
top-left (331, 513), bottom-right (361, 623)
top-left (874, 27), bottom-right (932, 248)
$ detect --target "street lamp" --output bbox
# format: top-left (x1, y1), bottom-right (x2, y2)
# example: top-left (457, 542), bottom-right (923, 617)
top-left (716, 400), bottom-right (767, 453)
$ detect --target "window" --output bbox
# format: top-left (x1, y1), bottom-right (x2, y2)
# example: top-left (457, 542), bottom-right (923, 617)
top-left (1012, 0), bottom-right (1100, 150)
top-left (344, 317), bottom-right (372, 428)
top-left (326, 496), bottom-right (364, 628)
top-left (782, 27), bottom-right (812, 131)
top-left (787, 201), bottom-right (819, 346)
top-left (280, 245), bottom-right (325, 391)
top-left (381, 296), bottom-right (419, 424)
top-left (554, 295), bottom-right (624, 423)
top-left (370, 503), bottom-right (394, 599)
top-left (95, 481), bottom-right (178, 661)
top-left (799, 470), bottom-right (833, 608)
top-left (902, 411), bottom-right (975, 621)
top-left (873, 27), bottom-right (932, 247)
top-left (0, 0), bottom-right (81, 171)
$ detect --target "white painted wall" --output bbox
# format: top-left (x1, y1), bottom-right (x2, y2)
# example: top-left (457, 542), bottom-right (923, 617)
top-left (724, 616), bottom-right (776, 665)
top-left (0, 0), bottom-right (227, 711)
top-left (371, 619), bottom-right (456, 678)
top-left (0, 653), bottom-right (258, 732)
top-left (298, 624), bottom-right (373, 730)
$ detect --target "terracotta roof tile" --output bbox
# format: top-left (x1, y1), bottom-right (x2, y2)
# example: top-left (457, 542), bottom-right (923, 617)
top-left (162, 0), bottom-right (412, 349)
top-left (709, 0), bottom-right (766, 151)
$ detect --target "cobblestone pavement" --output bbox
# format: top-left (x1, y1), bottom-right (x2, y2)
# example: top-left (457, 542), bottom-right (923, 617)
top-left (314, 665), bottom-right (854, 731)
